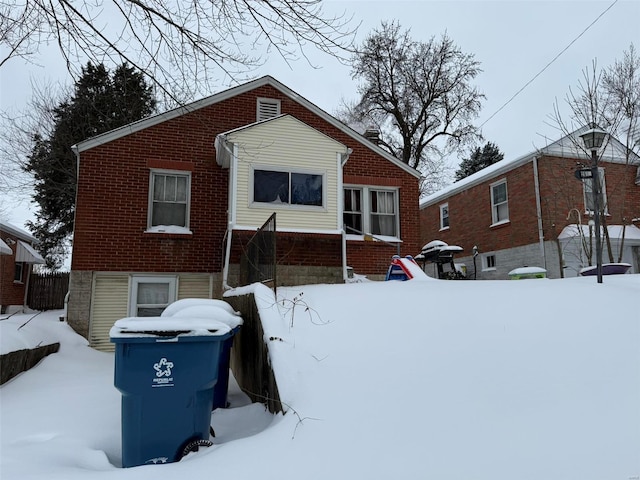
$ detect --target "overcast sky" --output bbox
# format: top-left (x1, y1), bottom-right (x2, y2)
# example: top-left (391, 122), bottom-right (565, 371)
top-left (1, 0), bottom-right (638, 229)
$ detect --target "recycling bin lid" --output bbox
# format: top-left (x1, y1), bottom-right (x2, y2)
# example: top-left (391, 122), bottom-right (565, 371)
top-left (109, 316), bottom-right (233, 340)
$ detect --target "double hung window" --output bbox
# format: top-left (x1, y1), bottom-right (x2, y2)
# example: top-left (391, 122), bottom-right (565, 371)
top-left (343, 186), bottom-right (399, 238)
top-left (130, 276), bottom-right (176, 317)
top-left (149, 171), bottom-right (191, 228)
top-left (490, 180), bottom-right (509, 224)
top-left (440, 203), bottom-right (449, 229)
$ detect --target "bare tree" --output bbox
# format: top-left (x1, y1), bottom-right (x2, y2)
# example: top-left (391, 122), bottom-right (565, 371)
top-left (1, 0), bottom-right (357, 103)
top-left (0, 79), bottom-right (66, 213)
top-left (341, 21), bottom-right (484, 195)
top-left (550, 44), bottom-right (640, 265)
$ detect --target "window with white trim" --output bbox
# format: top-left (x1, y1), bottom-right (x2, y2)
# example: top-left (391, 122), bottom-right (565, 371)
top-left (490, 179), bottom-right (509, 224)
top-left (14, 262), bottom-right (24, 282)
top-left (583, 167), bottom-right (608, 214)
top-left (149, 170), bottom-right (191, 229)
top-left (257, 98), bottom-right (281, 121)
top-left (343, 188), bottom-right (363, 235)
top-left (253, 168), bottom-right (324, 207)
top-left (344, 186), bottom-right (399, 238)
top-left (483, 254), bottom-right (496, 270)
top-left (440, 203), bottom-right (449, 230)
top-left (130, 276), bottom-right (176, 317)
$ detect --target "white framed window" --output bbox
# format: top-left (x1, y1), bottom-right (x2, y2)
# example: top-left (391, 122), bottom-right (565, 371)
top-left (440, 203), bottom-right (449, 230)
top-left (583, 167), bottom-right (608, 215)
top-left (148, 170), bottom-right (191, 229)
top-left (490, 179), bottom-right (509, 225)
top-left (130, 276), bottom-right (177, 317)
top-left (13, 262), bottom-right (24, 283)
top-left (343, 188), bottom-right (363, 235)
top-left (252, 167), bottom-right (325, 208)
top-left (344, 186), bottom-right (399, 239)
top-left (257, 98), bottom-right (281, 122)
top-left (483, 254), bottom-right (496, 271)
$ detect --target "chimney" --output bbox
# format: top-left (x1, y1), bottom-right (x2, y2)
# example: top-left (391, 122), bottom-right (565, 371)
top-left (363, 127), bottom-right (380, 145)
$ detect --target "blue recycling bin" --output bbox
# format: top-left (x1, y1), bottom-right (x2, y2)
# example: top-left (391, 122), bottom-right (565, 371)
top-left (212, 326), bottom-right (240, 410)
top-left (111, 320), bottom-right (234, 468)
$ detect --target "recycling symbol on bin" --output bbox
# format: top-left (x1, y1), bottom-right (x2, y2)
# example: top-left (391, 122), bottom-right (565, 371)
top-left (153, 358), bottom-right (174, 377)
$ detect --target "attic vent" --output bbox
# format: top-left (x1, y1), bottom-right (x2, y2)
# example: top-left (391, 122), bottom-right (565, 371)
top-left (257, 98), bottom-right (280, 122)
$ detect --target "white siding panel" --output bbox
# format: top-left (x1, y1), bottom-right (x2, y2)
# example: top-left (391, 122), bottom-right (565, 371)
top-left (89, 275), bottom-right (129, 352)
top-left (177, 274), bottom-right (212, 299)
top-left (228, 116), bottom-right (344, 231)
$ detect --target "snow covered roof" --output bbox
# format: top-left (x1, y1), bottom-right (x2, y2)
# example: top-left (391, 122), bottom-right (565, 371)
top-left (558, 223), bottom-right (640, 241)
top-left (0, 222), bottom-right (37, 243)
top-left (0, 238), bottom-right (12, 255)
top-left (421, 126), bottom-right (639, 208)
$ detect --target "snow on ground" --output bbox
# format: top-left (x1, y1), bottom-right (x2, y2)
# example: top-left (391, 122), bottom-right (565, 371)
top-left (1, 275), bottom-right (639, 480)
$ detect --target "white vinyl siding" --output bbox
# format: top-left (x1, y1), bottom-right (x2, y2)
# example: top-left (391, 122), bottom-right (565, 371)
top-left (177, 274), bottom-right (212, 299)
top-left (89, 273), bottom-right (213, 352)
top-left (228, 115), bottom-right (345, 232)
top-left (89, 274), bottom-right (129, 352)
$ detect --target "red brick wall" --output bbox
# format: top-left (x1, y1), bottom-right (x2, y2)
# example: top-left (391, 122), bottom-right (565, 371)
top-left (0, 231), bottom-right (27, 308)
top-left (420, 161), bottom-right (539, 254)
top-left (420, 155), bottom-right (640, 255)
top-left (72, 83), bottom-right (421, 277)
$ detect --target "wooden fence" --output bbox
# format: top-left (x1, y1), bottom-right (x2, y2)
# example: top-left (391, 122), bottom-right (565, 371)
top-left (27, 272), bottom-right (70, 311)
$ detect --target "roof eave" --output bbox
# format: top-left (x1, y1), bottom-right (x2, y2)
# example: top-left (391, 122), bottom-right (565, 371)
top-left (72, 76), bottom-right (421, 179)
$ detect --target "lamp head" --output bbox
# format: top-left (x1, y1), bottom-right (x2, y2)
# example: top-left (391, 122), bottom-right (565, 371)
top-left (579, 127), bottom-right (607, 152)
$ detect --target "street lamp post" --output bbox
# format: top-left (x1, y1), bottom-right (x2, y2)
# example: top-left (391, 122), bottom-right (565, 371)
top-left (579, 127), bottom-right (607, 284)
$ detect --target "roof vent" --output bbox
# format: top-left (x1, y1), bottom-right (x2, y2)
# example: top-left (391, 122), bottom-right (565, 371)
top-left (257, 98), bottom-right (281, 122)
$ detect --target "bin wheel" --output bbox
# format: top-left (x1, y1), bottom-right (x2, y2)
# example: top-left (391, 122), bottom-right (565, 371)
top-left (180, 438), bottom-right (213, 460)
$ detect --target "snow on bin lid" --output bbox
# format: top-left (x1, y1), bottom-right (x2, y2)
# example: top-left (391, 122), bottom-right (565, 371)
top-left (109, 316), bottom-right (232, 338)
top-left (508, 267), bottom-right (547, 275)
top-left (161, 300), bottom-right (243, 329)
top-left (162, 298), bottom-right (240, 317)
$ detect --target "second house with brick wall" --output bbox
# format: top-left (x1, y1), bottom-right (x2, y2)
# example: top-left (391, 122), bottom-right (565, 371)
top-left (419, 127), bottom-right (640, 280)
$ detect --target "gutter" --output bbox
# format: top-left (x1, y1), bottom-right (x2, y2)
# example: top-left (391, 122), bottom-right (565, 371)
top-left (532, 156), bottom-right (546, 269)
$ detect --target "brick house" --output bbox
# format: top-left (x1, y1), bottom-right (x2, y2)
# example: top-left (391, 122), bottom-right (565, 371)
top-left (419, 128), bottom-right (640, 280)
top-left (68, 76), bottom-right (421, 350)
top-left (0, 222), bottom-right (45, 313)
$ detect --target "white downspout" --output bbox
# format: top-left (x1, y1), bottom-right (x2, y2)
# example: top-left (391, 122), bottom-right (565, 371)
top-left (339, 150), bottom-right (351, 281)
top-left (532, 156), bottom-right (546, 269)
top-left (222, 142), bottom-right (238, 290)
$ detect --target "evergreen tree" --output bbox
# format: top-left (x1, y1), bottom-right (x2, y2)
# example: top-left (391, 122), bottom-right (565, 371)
top-left (454, 142), bottom-right (504, 181)
top-left (23, 63), bottom-right (156, 269)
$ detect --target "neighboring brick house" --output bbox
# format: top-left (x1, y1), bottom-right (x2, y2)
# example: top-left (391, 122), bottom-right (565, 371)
top-left (0, 222), bottom-right (45, 313)
top-left (68, 76), bottom-right (421, 350)
top-left (419, 128), bottom-right (640, 280)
